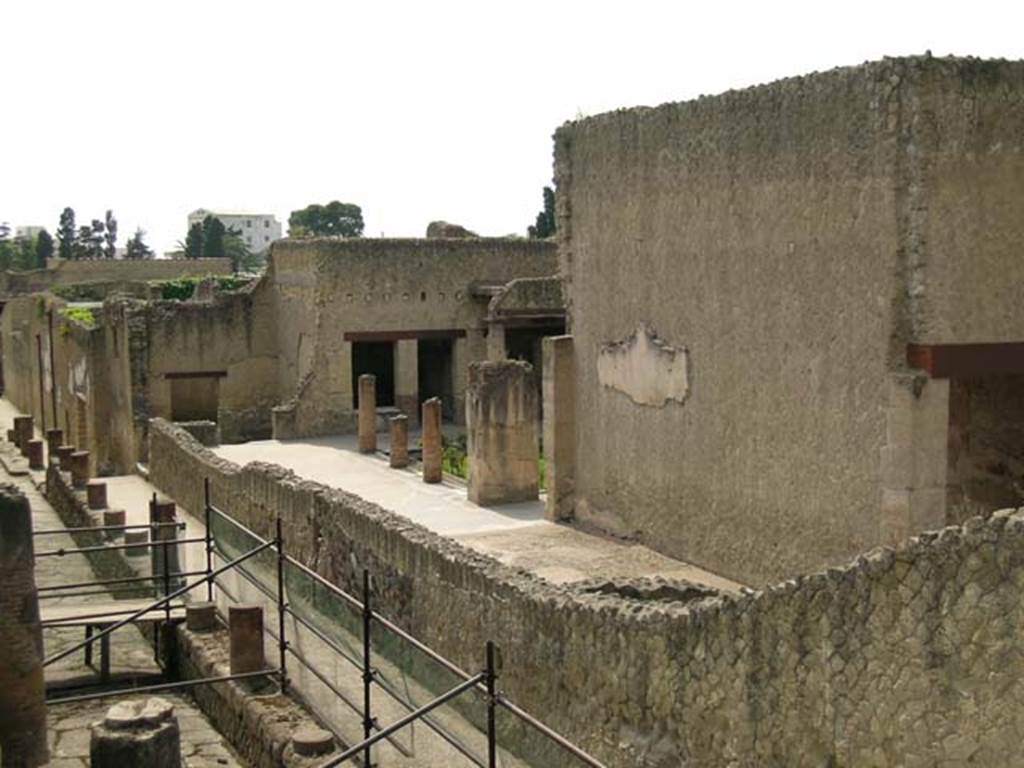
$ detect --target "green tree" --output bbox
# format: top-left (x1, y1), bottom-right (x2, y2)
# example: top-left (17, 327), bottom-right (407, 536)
top-left (57, 207), bottom-right (76, 259)
top-left (103, 209), bottom-right (117, 258)
top-left (183, 222), bottom-right (204, 259)
top-left (125, 228), bottom-right (154, 259)
top-left (35, 229), bottom-right (54, 267)
top-left (288, 201), bottom-right (364, 238)
top-left (527, 186), bottom-right (556, 238)
top-left (223, 226), bottom-right (252, 273)
top-left (201, 215), bottom-right (226, 258)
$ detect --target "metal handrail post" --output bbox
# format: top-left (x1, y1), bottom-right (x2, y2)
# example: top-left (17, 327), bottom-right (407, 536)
top-left (318, 673), bottom-right (486, 768)
top-left (43, 540), bottom-right (275, 667)
top-left (362, 568), bottom-right (374, 768)
top-left (486, 640), bottom-right (498, 768)
top-left (276, 517), bottom-right (288, 694)
top-left (204, 478), bottom-right (214, 602)
top-left (162, 538), bottom-right (171, 624)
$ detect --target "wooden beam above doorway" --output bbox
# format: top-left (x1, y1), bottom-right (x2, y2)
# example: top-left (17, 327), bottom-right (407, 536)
top-left (343, 329), bottom-right (467, 342)
top-left (907, 342), bottom-right (1024, 378)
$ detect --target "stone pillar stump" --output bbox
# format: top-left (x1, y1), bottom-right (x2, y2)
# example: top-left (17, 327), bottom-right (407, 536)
top-left (0, 485), bottom-right (48, 766)
top-left (358, 374), bottom-right (377, 453)
top-left (390, 415), bottom-right (409, 469)
top-left (90, 698), bottom-right (180, 768)
top-left (45, 428), bottom-right (63, 457)
top-left (229, 605), bottom-right (265, 674)
top-left (70, 450), bottom-right (90, 488)
top-left (26, 439), bottom-right (44, 470)
top-left (467, 360), bottom-right (540, 506)
top-left (13, 416), bottom-right (33, 454)
top-left (421, 397), bottom-right (443, 483)
top-left (87, 480), bottom-right (108, 510)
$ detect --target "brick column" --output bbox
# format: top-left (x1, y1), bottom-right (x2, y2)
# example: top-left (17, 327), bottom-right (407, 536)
top-left (13, 416), bottom-right (33, 455)
top-left (70, 450), bottom-right (91, 488)
top-left (26, 440), bottom-right (44, 471)
top-left (229, 605), bottom-right (265, 674)
top-left (394, 339), bottom-right (419, 426)
top-left (0, 485), bottom-right (49, 766)
top-left (45, 428), bottom-right (63, 458)
top-left (543, 336), bottom-right (576, 521)
top-left (358, 374), bottom-right (377, 453)
top-left (87, 480), bottom-right (108, 510)
top-left (55, 444), bottom-right (75, 471)
top-left (421, 397), bottom-right (443, 484)
top-left (467, 360), bottom-right (540, 506)
top-left (389, 415), bottom-right (409, 469)
top-left (150, 498), bottom-right (182, 589)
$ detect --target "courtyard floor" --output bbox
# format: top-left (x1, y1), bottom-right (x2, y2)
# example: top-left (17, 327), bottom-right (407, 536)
top-left (212, 435), bottom-right (744, 592)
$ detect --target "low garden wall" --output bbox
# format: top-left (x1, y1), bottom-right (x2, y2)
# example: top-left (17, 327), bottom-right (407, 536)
top-left (149, 418), bottom-right (1024, 767)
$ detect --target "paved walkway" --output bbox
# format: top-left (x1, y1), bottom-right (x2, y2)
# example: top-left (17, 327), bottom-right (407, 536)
top-left (0, 404), bottom-right (244, 767)
top-left (214, 436), bottom-right (743, 592)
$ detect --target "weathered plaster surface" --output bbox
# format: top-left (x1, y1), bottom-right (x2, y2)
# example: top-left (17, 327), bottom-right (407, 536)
top-left (555, 56), bottom-right (1024, 585)
top-left (597, 324), bottom-right (688, 407)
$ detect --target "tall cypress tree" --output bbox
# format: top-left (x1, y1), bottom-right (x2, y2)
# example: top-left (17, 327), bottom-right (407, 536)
top-left (57, 207), bottom-right (76, 259)
top-left (201, 215), bottom-right (226, 258)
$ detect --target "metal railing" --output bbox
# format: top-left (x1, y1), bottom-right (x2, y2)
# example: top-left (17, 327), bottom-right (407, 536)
top-left (203, 482), bottom-right (609, 768)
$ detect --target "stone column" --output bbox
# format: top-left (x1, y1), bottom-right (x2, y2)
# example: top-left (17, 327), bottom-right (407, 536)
top-left (389, 415), bottom-right (410, 468)
top-left (70, 450), bottom-right (90, 488)
top-left (13, 416), bottom-right (33, 455)
top-left (26, 440), bottom-right (44, 471)
top-left (229, 605), bottom-right (265, 674)
top-left (0, 485), bottom-right (49, 766)
top-left (421, 398), bottom-right (443, 484)
top-left (45, 428), bottom-right (63, 458)
top-left (90, 698), bottom-right (180, 768)
top-left (543, 336), bottom-right (576, 521)
top-left (394, 339), bottom-right (419, 426)
top-left (87, 480), bottom-right (108, 510)
top-left (486, 323), bottom-right (507, 362)
top-left (358, 374), bottom-right (377, 453)
top-left (55, 444), bottom-right (75, 471)
top-left (467, 361), bottom-right (539, 506)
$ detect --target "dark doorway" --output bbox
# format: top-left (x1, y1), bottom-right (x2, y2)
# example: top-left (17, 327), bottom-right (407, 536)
top-left (170, 377), bottom-right (220, 421)
top-left (352, 341), bottom-right (395, 408)
top-left (418, 338), bottom-right (454, 420)
top-left (506, 323), bottom-right (566, 375)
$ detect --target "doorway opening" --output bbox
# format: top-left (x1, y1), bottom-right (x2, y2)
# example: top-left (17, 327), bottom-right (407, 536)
top-left (352, 341), bottom-right (395, 408)
top-left (418, 338), bottom-right (454, 420)
top-left (170, 377), bottom-right (220, 422)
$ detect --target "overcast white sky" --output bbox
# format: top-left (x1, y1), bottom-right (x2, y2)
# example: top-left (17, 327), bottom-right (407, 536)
top-left (2, 1), bottom-right (1022, 254)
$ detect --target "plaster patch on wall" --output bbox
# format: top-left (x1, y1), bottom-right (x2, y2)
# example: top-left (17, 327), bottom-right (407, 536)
top-left (598, 324), bottom-right (689, 407)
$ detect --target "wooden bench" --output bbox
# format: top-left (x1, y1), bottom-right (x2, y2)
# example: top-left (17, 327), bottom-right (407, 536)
top-left (41, 600), bottom-right (187, 682)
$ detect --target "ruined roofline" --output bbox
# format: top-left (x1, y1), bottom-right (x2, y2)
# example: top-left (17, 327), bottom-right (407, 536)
top-left (555, 53), bottom-right (1024, 136)
top-left (275, 236), bottom-right (543, 247)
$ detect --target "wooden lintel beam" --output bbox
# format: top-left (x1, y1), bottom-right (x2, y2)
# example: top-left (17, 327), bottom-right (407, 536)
top-left (343, 329), bottom-right (467, 342)
top-left (907, 342), bottom-right (1024, 378)
top-left (164, 370), bottom-right (228, 380)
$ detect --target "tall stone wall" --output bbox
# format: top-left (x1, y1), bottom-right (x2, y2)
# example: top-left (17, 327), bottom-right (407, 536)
top-left (555, 56), bottom-right (1024, 586)
top-left (267, 238), bottom-right (556, 436)
top-left (150, 419), bottom-right (1024, 767)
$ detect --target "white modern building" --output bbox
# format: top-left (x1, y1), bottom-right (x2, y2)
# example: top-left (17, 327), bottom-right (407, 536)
top-left (187, 209), bottom-right (282, 254)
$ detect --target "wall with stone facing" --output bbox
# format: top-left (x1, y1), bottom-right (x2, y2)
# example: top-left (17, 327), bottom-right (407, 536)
top-left (554, 56), bottom-right (1024, 586)
top-left (267, 238), bottom-right (556, 436)
top-left (150, 419), bottom-right (1024, 767)
top-left (0, 258), bottom-right (232, 298)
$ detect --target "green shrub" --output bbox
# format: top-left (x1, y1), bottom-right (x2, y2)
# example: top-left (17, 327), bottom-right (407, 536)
top-left (60, 306), bottom-right (97, 328)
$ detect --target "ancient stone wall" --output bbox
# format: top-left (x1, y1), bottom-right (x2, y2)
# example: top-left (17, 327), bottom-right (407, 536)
top-left (0, 258), bottom-right (232, 298)
top-left (555, 56), bottom-right (1024, 586)
top-left (267, 238), bottom-right (556, 436)
top-left (150, 419), bottom-right (1024, 767)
